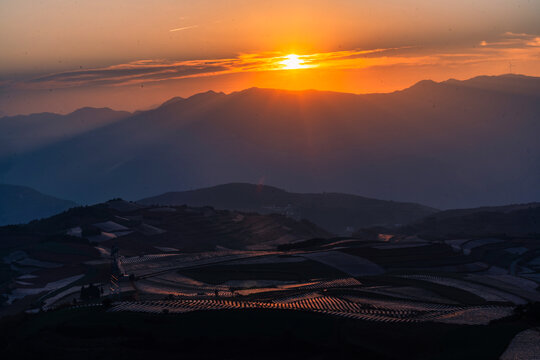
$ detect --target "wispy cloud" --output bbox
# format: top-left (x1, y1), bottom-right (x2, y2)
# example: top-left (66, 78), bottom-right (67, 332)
top-left (479, 32), bottom-right (540, 48)
top-left (8, 32), bottom-right (539, 90)
top-left (169, 25), bottom-right (199, 32)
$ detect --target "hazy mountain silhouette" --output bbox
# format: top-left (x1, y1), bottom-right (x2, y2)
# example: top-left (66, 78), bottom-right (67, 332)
top-left (0, 107), bottom-right (130, 158)
top-left (0, 184), bottom-right (77, 225)
top-left (139, 183), bottom-right (437, 233)
top-left (442, 74), bottom-right (540, 97)
top-left (1, 75), bottom-right (539, 208)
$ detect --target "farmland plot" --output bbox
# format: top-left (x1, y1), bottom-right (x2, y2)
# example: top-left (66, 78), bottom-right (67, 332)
top-left (465, 274), bottom-right (540, 302)
top-left (136, 278), bottom-right (233, 297)
top-left (224, 254), bottom-right (306, 265)
top-left (462, 238), bottom-right (504, 255)
top-left (122, 250), bottom-right (274, 277)
top-left (414, 262), bottom-right (489, 273)
top-left (400, 275), bottom-right (527, 304)
top-left (370, 243), bottom-right (429, 250)
top-left (6, 274), bottom-right (84, 304)
top-left (444, 239), bottom-right (470, 250)
top-left (429, 306), bottom-right (514, 325)
top-left (300, 251), bottom-right (384, 276)
top-left (358, 285), bottom-right (458, 304)
top-left (108, 296), bottom-right (514, 325)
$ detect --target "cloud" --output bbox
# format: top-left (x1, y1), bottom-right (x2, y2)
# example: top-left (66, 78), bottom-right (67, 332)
top-left (12, 48), bottom-right (415, 89)
top-left (527, 37), bottom-right (540, 47)
top-left (169, 25), bottom-right (199, 32)
top-left (480, 32), bottom-right (540, 49)
top-left (22, 60), bottom-right (229, 88)
top-left (7, 32), bottom-right (539, 90)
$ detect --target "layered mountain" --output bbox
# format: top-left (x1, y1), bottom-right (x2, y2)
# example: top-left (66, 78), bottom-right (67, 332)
top-left (0, 107), bottom-right (130, 158)
top-left (0, 184), bottom-right (77, 225)
top-left (1, 74), bottom-right (539, 208)
top-left (139, 183), bottom-right (437, 233)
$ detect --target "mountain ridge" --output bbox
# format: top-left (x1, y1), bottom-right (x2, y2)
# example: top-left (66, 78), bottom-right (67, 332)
top-left (1, 74), bottom-right (539, 208)
top-left (0, 107), bottom-right (130, 157)
top-left (6, 74), bottom-right (539, 119)
top-left (138, 183), bottom-right (438, 233)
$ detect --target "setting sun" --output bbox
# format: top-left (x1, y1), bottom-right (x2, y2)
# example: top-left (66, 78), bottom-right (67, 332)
top-left (280, 54), bottom-right (308, 70)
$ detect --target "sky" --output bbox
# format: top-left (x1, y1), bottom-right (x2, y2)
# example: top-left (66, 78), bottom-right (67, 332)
top-left (1, 0), bottom-right (539, 115)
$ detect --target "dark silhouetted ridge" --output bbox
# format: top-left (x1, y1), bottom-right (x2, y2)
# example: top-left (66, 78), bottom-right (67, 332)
top-left (139, 183), bottom-right (438, 233)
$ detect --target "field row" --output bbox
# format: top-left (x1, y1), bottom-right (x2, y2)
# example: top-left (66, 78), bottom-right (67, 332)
top-left (400, 274), bottom-right (527, 304)
top-left (108, 296), bottom-right (513, 325)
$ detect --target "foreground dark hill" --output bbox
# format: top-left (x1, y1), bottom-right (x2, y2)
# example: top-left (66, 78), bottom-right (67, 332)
top-left (404, 203), bottom-right (540, 239)
top-left (0, 199), bottom-right (328, 254)
top-left (2, 198), bottom-right (540, 360)
top-left (0, 184), bottom-right (77, 226)
top-left (2, 74), bottom-right (539, 208)
top-left (139, 183), bottom-right (437, 233)
top-left (0, 198), bottom-right (328, 314)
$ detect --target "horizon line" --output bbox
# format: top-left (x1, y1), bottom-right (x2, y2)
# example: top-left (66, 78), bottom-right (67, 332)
top-left (1, 72), bottom-right (535, 117)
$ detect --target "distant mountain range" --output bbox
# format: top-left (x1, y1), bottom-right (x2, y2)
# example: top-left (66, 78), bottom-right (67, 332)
top-left (1, 74), bottom-right (539, 208)
top-left (0, 107), bottom-right (129, 158)
top-left (0, 184), bottom-right (77, 226)
top-left (139, 183), bottom-right (437, 233)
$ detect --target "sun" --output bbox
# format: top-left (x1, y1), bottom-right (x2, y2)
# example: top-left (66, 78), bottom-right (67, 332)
top-left (280, 54), bottom-right (307, 70)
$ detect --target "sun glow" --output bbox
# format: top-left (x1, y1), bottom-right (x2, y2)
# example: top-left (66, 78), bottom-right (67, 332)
top-left (280, 54), bottom-right (308, 70)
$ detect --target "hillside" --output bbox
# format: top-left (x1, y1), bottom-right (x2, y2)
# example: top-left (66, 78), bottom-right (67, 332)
top-left (0, 184), bottom-right (77, 225)
top-left (0, 198), bottom-right (328, 315)
top-left (1, 75), bottom-right (539, 208)
top-left (2, 198), bottom-right (540, 358)
top-left (139, 183), bottom-right (437, 233)
top-left (1, 199), bottom-right (329, 253)
top-left (403, 203), bottom-right (540, 239)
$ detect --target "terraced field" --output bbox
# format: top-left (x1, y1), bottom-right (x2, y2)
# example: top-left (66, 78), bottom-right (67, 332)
top-left (3, 199), bottom-right (539, 360)
top-left (108, 296), bottom-right (513, 325)
top-left (400, 274), bottom-right (528, 305)
top-left (110, 205), bottom-right (329, 252)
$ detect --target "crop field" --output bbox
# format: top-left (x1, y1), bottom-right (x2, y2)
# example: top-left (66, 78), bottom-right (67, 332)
top-left (178, 259), bottom-right (346, 284)
top-left (108, 296), bottom-right (514, 325)
top-left (459, 238), bottom-right (505, 255)
top-left (2, 200), bottom-right (539, 359)
top-left (465, 274), bottom-right (540, 302)
top-left (7, 233), bottom-right (539, 332)
top-left (299, 251), bottom-right (384, 276)
top-left (6, 274), bottom-right (84, 304)
top-left (400, 275), bottom-right (527, 304)
top-left (357, 285), bottom-right (458, 303)
top-left (341, 244), bottom-right (472, 269)
top-left (25, 233), bottom-right (536, 331)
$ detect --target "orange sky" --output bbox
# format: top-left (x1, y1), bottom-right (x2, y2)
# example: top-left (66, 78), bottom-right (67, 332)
top-left (1, 0), bottom-right (539, 115)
